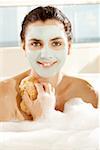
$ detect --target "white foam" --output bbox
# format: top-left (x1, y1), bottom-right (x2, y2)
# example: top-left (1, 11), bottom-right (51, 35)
top-left (0, 98), bottom-right (100, 150)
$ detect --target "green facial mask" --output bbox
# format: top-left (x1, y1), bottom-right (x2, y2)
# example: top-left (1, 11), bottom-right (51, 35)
top-left (25, 25), bottom-right (68, 77)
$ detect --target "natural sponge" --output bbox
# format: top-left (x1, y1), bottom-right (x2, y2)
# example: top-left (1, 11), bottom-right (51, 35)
top-left (19, 76), bottom-right (38, 115)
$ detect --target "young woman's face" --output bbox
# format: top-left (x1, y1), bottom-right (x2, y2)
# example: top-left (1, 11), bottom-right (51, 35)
top-left (24, 20), bottom-right (70, 77)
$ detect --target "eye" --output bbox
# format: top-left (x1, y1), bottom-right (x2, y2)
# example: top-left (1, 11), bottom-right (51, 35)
top-left (30, 41), bottom-right (42, 47)
top-left (29, 41), bottom-right (43, 50)
top-left (52, 41), bottom-right (62, 47)
top-left (50, 40), bottom-right (65, 50)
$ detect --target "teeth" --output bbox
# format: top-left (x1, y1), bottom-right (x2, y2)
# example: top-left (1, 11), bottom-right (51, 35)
top-left (43, 63), bottom-right (51, 66)
top-left (37, 61), bottom-right (56, 67)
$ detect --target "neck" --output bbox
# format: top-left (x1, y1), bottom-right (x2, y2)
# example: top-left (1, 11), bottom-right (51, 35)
top-left (30, 69), bottom-right (63, 88)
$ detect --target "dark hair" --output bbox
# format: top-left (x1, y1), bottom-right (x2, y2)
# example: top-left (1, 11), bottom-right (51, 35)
top-left (20, 6), bottom-right (72, 43)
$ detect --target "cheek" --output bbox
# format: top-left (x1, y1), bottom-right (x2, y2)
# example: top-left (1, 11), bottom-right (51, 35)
top-left (25, 50), bottom-right (41, 61)
top-left (53, 49), bottom-right (66, 61)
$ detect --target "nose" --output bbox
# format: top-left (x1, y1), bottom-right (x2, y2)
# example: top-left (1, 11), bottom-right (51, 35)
top-left (40, 48), bottom-right (52, 59)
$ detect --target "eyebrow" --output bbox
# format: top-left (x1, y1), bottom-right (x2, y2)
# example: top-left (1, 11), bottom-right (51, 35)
top-left (29, 38), bottom-right (41, 42)
top-left (29, 37), bottom-right (63, 42)
top-left (50, 37), bottom-right (63, 41)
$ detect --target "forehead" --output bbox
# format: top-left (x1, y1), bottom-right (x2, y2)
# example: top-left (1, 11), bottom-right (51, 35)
top-left (25, 20), bottom-right (66, 39)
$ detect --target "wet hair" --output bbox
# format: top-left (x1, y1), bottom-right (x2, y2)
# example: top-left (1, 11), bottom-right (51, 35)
top-left (20, 6), bottom-right (72, 44)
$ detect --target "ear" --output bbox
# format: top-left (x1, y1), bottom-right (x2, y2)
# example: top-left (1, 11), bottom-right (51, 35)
top-left (67, 41), bottom-right (72, 55)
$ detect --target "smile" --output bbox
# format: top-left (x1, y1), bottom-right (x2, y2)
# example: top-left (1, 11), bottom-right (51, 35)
top-left (37, 61), bottom-right (57, 68)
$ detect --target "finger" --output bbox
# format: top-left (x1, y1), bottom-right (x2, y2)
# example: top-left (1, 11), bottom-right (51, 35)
top-left (42, 82), bottom-right (52, 94)
top-left (42, 83), bottom-right (55, 95)
top-left (47, 83), bottom-right (55, 94)
top-left (52, 87), bottom-right (55, 94)
top-left (49, 85), bottom-right (55, 95)
top-left (34, 83), bottom-right (44, 94)
top-left (41, 82), bottom-right (49, 93)
top-left (48, 83), bottom-right (52, 94)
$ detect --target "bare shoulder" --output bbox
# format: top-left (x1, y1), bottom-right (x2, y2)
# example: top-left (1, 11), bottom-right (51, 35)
top-left (63, 75), bottom-right (98, 108)
top-left (0, 69), bottom-right (30, 86)
top-left (0, 70), bottom-right (30, 97)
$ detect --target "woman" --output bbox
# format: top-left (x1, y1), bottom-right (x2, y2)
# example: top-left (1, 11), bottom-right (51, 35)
top-left (0, 6), bottom-right (98, 121)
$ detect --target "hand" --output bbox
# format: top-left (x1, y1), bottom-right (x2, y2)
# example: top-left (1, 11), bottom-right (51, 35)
top-left (22, 83), bottom-right (56, 120)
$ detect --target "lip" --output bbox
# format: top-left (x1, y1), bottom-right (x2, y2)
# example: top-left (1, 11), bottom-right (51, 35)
top-left (37, 61), bottom-right (57, 68)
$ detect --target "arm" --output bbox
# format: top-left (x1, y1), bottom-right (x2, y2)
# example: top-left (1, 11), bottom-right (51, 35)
top-left (0, 79), bottom-right (24, 121)
top-left (69, 79), bottom-right (98, 108)
top-left (79, 80), bottom-right (98, 108)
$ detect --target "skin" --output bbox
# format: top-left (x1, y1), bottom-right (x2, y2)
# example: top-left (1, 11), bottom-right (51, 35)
top-left (0, 20), bottom-right (98, 121)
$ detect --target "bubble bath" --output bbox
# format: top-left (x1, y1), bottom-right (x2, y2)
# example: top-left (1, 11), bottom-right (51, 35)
top-left (0, 98), bottom-right (99, 150)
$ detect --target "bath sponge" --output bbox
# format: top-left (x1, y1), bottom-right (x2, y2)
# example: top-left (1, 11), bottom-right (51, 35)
top-left (19, 76), bottom-right (38, 115)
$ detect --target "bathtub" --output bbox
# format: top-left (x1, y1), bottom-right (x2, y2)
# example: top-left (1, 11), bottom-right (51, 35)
top-left (0, 76), bottom-right (100, 150)
top-left (0, 45), bottom-right (100, 150)
top-left (0, 94), bottom-right (99, 150)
